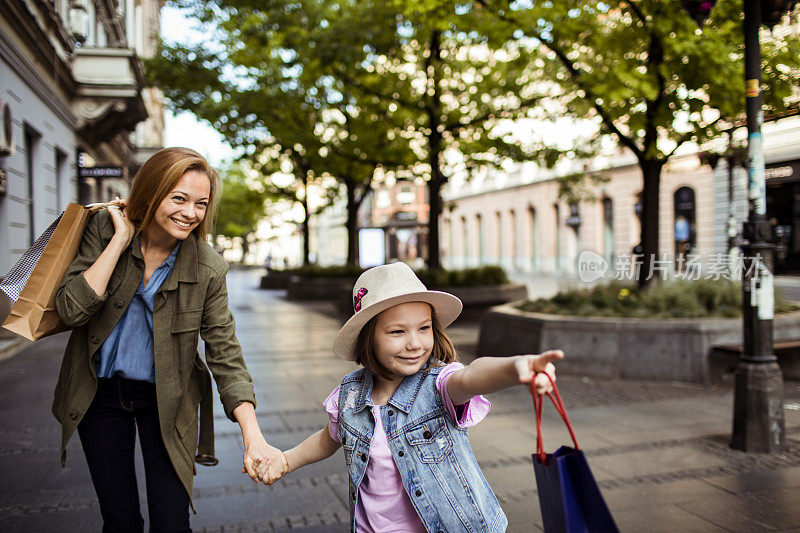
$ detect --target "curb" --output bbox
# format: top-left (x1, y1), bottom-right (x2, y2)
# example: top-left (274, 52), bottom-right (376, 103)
top-left (0, 337), bottom-right (32, 363)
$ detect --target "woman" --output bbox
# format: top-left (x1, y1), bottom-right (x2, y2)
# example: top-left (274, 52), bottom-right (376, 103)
top-left (53, 147), bottom-right (279, 532)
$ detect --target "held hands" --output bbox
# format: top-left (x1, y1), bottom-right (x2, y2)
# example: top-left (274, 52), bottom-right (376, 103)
top-left (107, 197), bottom-right (135, 247)
top-left (514, 350), bottom-right (564, 396)
top-left (240, 435), bottom-right (288, 485)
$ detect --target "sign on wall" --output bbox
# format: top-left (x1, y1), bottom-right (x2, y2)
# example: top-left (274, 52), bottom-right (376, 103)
top-left (78, 166), bottom-right (124, 178)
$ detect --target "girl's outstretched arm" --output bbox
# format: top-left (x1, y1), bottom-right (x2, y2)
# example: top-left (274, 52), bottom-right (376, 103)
top-left (285, 424), bottom-right (342, 474)
top-left (446, 350), bottom-right (564, 406)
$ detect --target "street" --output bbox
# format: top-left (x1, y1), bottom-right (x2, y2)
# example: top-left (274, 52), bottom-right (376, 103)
top-left (1, 269), bottom-right (800, 532)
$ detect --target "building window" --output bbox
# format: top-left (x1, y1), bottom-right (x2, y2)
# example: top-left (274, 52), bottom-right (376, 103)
top-left (476, 213), bottom-right (484, 266)
top-left (397, 185), bottom-right (414, 205)
top-left (509, 209), bottom-right (517, 270)
top-left (529, 207), bottom-right (537, 270)
top-left (24, 126), bottom-right (41, 246)
top-left (496, 211), bottom-right (502, 263)
top-left (674, 186), bottom-right (696, 271)
top-left (602, 197), bottom-right (614, 263)
top-left (553, 204), bottom-right (561, 270)
top-left (461, 215), bottom-right (468, 266)
top-left (55, 149), bottom-right (68, 209)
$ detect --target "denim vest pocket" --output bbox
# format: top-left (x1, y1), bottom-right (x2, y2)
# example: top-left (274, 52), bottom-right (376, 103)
top-left (405, 416), bottom-right (453, 463)
top-left (340, 424), bottom-right (358, 467)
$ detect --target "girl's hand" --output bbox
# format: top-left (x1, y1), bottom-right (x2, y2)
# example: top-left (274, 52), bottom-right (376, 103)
top-left (254, 450), bottom-right (289, 486)
top-left (514, 350), bottom-right (564, 395)
top-left (107, 197), bottom-right (134, 247)
top-left (240, 435), bottom-right (287, 484)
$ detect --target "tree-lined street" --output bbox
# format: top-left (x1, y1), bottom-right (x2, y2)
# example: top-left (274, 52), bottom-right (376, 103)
top-left (2, 270), bottom-right (800, 532)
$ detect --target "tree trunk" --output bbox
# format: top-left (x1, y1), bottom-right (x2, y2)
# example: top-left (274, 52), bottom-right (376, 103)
top-left (638, 158), bottom-right (664, 289)
top-left (345, 178), bottom-right (359, 267)
top-left (426, 30), bottom-right (444, 271)
top-left (301, 176), bottom-right (311, 266)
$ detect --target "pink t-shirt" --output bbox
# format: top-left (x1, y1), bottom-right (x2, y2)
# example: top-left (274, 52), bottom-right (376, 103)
top-left (323, 362), bottom-right (491, 533)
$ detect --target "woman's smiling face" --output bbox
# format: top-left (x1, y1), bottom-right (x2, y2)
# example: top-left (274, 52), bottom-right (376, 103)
top-left (372, 302), bottom-right (435, 380)
top-left (151, 170), bottom-right (210, 242)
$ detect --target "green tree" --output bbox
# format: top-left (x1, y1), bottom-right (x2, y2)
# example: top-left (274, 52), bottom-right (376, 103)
top-left (471, 0), bottom-right (800, 286)
top-left (147, 0), bottom-right (415, 267)
top-left (214, 165), bottom-right (270, 262)
top-left (310, 0), bottom-right (541, 269)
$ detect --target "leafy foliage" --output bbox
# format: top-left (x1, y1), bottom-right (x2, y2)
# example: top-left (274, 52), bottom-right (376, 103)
top-left (518, 279), bottom-right (800, 318)
top-left (214, 165), bottom-right (270, 242)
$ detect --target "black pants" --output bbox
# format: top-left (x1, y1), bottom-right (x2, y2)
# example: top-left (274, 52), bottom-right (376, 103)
top-left (78, 377), bottom-right (191, 533)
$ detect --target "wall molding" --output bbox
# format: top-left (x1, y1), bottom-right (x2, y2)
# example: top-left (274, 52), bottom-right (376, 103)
top-left (0, 28), bottom-right (77, 128)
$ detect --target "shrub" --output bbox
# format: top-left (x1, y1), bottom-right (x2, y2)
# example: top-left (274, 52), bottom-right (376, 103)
top-left (417, 265), bottom-right (510, 287)
top-left (269, 264), bottom-right (510, 287)
top-left (517, 279), bottom-right (800, 318)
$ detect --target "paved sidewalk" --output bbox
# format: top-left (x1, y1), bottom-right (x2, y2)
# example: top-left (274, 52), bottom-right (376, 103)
top-left (1, 269), bottom-right (800, 532)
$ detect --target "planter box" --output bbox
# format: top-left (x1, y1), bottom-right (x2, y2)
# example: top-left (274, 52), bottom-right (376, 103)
top-left (477, 302), bottom-right (800, 384)
top-left (259, 270), bottom-right (295, 290)
top-left (287, 276), bottom-right (356, 301)
top-left (336, 283), bottom-right (528, 318)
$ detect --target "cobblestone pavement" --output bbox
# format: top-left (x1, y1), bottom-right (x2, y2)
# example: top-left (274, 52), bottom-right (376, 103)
top-left (1, 269), bottom-right (800, 532)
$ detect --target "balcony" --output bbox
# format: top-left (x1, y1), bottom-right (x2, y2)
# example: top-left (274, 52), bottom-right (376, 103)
top-left (71, 47), bottom-right (147, 146)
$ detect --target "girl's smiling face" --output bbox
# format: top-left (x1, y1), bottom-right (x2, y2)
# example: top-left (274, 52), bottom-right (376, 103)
top-left (151, 170), bottom-right (210, 242)
top-left (372, 302), bottom-right (435, 380)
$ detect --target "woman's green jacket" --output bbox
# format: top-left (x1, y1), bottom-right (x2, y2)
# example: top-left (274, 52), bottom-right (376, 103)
top-left (52, 209), bottom-right (256, 502)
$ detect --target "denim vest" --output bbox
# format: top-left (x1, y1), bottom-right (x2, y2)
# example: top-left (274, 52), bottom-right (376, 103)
top-left (337, 367), bottom-right (507, 533)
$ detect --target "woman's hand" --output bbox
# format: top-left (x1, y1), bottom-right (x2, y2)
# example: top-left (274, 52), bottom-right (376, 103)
top-left (239, 434), bottom-right (288, 485)
top-left (253, 449), bottom-right (289, 486)
top-left (107, 197), bottom-right (134, 248)
top-left (514, 350), bottom-right (564, 395)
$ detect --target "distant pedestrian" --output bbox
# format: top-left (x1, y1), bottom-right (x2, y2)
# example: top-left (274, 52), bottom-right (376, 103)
top-left (53, 147), bottom-right (281, 532)
top-left (256, 262), bottom-right (563, 532)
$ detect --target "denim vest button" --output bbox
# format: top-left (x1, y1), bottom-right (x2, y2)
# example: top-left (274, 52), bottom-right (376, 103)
top-left (415, 490), bottom-right (422, 497)
top-left (359, 453), bottom-right (367, 461)
top-left (398, 450), bottom-right (404, 457)
top-left (423, 430), bottom-right (432, 439)
top-left (388, 409), bottom-right (394, 416)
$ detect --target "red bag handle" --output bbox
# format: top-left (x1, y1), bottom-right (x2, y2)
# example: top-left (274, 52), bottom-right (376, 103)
top-left (532, 372), bottom-right (579, 464)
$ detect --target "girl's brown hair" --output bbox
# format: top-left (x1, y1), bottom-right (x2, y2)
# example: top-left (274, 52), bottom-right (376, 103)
top-left (126, 147), bottom-right (219, 240)
top-left (355, 304), bottom-right (458, 381)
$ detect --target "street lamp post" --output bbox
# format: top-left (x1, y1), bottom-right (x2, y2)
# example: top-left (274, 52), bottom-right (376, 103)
top-left (730, 0), bottom-right (785, 453)
top-left (682, 0), bottom-right (798, 452)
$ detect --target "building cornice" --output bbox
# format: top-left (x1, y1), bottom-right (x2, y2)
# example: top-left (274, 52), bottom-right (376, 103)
top-left (0, 26), bottom-right (77, 127)
top-left (0, 0), bottom-right (75, 90)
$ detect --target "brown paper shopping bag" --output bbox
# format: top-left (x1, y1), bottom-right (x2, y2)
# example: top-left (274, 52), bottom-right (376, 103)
top-left (1, 203), bottom-right (109, 340)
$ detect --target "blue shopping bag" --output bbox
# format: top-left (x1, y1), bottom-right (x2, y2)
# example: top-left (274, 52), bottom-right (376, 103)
top-left (531, 376), bottom-right (619, 533)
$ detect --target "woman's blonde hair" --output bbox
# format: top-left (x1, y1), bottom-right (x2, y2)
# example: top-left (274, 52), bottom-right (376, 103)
top-left (126, 147), bottom-right (219, 240)
top-left (355, 304), bottom-right (458, 381)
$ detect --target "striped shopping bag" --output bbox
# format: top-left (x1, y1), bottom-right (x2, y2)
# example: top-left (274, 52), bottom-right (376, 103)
top-left (0, 202), bottom-right (109, 340)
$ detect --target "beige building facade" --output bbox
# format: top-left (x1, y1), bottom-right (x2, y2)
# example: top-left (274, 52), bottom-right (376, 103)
top-left (442, 116), bottom-right (800, 280)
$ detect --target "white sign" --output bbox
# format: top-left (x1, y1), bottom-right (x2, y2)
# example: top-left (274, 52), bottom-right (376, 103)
top-left (359, 228), bottom-right (385, 268)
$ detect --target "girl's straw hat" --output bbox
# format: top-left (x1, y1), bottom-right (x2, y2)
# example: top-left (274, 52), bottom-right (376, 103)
top-left (333, 262), bottom-right (463, 361)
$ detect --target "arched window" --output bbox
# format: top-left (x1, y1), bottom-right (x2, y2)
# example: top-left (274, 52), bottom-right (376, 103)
top-left (674, 186), bottom-right (696, 271)
top-left (496, 211), bottom-right (503, 263)
top-left (602, 197), bottom-right (614, 263)
top-left (529, 207), bottom-right (538, 270)
top-left (553, 204), bottom-right (561, 270)
top-left (460, 216), bottom-right (468, 268)
top-left (476, 213), bottom-right (484, 266)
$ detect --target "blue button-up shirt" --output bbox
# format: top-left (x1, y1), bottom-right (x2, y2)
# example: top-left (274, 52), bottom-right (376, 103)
top-left (96, 242), bottom-right (181, 383)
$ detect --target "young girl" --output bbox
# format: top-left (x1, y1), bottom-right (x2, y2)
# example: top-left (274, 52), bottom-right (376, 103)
top-left (259, 262), bottom-right (562, 532)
